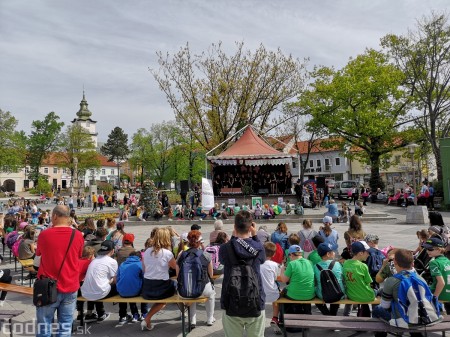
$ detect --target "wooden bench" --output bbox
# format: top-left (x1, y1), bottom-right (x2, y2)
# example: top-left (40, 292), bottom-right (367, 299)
top-left (77, 294), bottom-right (207, 337)
top-left (275, 297), bottom-right (449, 337)
top-left (0, 310), bottom-right (25, 337)
top-left (17, 259), bottom-right (35, 287)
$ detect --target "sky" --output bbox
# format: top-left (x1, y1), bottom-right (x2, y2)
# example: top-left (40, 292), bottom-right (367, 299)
top-left (1, 0), bottom-right (448, 142)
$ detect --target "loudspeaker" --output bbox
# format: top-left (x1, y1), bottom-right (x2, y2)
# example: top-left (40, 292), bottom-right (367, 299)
top-left (180, 180), bottom-right (189, 193)
top-left (316, 177), bottom-right (326, 188)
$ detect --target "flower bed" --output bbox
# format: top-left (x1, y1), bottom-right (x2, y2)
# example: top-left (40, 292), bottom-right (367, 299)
top-left (77, 211), bottom-right (120, 222)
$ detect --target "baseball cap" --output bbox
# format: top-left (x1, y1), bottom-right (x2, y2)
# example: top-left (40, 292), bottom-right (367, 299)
top-left (97, 240), bottom-right (115, 255)
top-left (19, 222), bottom-right (28, 230)
top-left (428, 225), bottom-right (442, 235)
top-left (351, 241), bottom-right (370, 255)
top-left (288, 245), bottom-right (303, 255)
top-left (123, 233), bottom-right (135, 244)
top-left (422, 237), bottom-right (445, 249)
top-left (365, 234), bottom-right (379, 243)
top-left (317, 243), bottom-right (334, 257)
top-left (322, 216), bottom-right (333, 224)
top-left (191, 224), bottom-right (201, 231)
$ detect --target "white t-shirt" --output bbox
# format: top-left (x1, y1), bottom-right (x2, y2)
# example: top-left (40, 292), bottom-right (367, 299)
top-left (81, 255), bottom-right (118, 301)
top-left (260, 259), bottom-right (280, 303)
top-left (143, 247), bottom-right (174, 280)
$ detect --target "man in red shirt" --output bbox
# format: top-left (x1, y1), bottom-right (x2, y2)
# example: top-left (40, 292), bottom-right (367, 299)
top-left (36, 205), bottom-right (84, 337)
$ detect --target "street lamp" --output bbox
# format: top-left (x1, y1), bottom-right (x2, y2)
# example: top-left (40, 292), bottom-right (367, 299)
top-left (73, 157), bottom-right (78, 195)
top-left (407, 143), bottom-right (419, 204)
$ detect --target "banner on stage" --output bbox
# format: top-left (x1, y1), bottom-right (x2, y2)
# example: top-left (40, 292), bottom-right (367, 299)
top-left (278, 197), bottom-right (283, 205)
top-left (228, 198), bottom-right (235, 206)
top-left (201, 178), bottom-right (214, 211)
top-left (252, 197), bottom-right (262, 209)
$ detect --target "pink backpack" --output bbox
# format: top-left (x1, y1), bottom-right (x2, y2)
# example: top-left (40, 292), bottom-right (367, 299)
top-left (12, 236), bottom-right (23, 258)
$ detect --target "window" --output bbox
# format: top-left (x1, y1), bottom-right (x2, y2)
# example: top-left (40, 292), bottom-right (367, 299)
top-left (292, 161), bottom-right (296, 168)
top-left (309, 160), bottom-right (314, 168)
top-left (316, 159), bottom-right (321, 167)
top-left (62, 168), bottom-right (67, 174)
top-left (335, 157), bottom-right (341, 166)
top-left (102, 169), bottom-right (106, 175)
top-left (44, 167), bottom-right (48, 174)
top-left (53, 167), bottom-right (58, 174)
top-left (111, 169), bottom-right (114, 175)
top-left (325, 158), bottom-right (330, 167)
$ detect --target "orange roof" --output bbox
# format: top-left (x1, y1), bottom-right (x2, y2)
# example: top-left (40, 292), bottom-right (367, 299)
top-left (41, 152), bottom-right (115, 167)
top-left (213, 126), bottom-right (290, 159)
top-left (289, 138), bottom-right (341, 155)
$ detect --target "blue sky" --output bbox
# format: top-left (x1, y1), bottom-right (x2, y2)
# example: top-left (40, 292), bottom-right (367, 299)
top-left (0, 0), bottom-right (447, 141)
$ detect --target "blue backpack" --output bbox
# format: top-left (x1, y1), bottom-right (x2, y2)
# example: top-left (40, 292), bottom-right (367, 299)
top-left (366, 248), bottom-right (385, 278)
top-left (177, 249), bottom-right (207, 298)
top-left (391, 271), bottom-right (442, 327)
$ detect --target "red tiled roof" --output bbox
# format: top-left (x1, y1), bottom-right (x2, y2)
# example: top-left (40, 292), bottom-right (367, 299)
top-left (42, 152), bottom-right (116, 167)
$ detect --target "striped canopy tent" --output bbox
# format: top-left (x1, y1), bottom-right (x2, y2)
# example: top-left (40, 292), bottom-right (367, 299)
top-left (207, 125), bottom-right (293, 167)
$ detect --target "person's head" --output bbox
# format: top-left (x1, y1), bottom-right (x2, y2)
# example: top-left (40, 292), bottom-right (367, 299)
top-left (51, 205), bottom-right (70, 226)
top-left (97, 240), bottom-right (115, 257)
top-left (329, 199), bottom-right (335, 204)
top-left (191, 224), bottom-right (201, 231)
top-left (95, 227), bottom-right (108, 240)
top-left (365, 234), bottom-right (379, 247)
top-left (85, 217), bottom-right (95, 230)
top-left (215, 232), bottom-right (228, 245)
top-left (423, 237), bottom-right (446, 258)
top-left (128, 250), bottom-right (141, 259)
top-left (317, 243), bottom-right (335, 260)
top-left (349, 215), bottom-right (362, 231)
top-left (288, 245), bottom-right (303, 259)
top-left (70, 209), bottom-right (76, 218)
top-left (428, 225), bottom-right (443, 238)
top-left (214, 220), bottom-right (224, 231)
top-left (393, 248), bottom-right (414, 270)
top-left (302, 219), bottom-right (312, 229)
top-left (416, 229), bottom-right (429, 241)
top-left (234, 210), bottom-right (253, 235)
top-left (288, 233), bottom-right (300, 246)
top-left (258, 225), bottom-right (268, 232)
top-left (96, 219), bottom-right (105, 228)
top-left (187, 230), bottom-right (203, 249)
top-left (116, 222), bottom-right (125, 233)
top-left (150, 227), bottom-right (172, 254)
top-left (150, 227), bottom-right (159, 240)
top-left (276, 222), bottom-right (288, 233)
top-left (351, 241), bottom-right (370, 261)
top-left (428, 211), bottom-right (445, 227)
top-left (23, 225), bottom-right (36, 240)
top-left (82, 245), bottom-right (96, 259)
top-left (166, 226), bottom-right (178, 237)
top-left (264, 241), bottom-right (277, 259)
top-left (123, 233), bottom-right (135, 246)
top-left (106, 217), bottom-right (116, 229)
top-left (312, 234), bottom-right (325, 249)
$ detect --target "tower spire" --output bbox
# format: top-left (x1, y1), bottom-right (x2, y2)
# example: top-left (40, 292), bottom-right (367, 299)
top-left (76, 90), bottom-right (92, 120)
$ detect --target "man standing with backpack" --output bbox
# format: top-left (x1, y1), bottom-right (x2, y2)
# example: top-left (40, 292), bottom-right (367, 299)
top-left (219, 210), bottom-right (266, 337)
top-left (372, 248), bottom-right (442, 337)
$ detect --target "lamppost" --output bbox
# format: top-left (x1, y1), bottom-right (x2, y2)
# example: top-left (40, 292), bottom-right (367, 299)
top-left (73, 157), bottom-right (78, 195)
top-left (407, 143), bottom-right (419, 204)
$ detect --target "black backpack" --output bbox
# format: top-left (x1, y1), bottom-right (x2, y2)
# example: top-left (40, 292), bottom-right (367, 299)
top-left (223, 243), bottom-right (261, 317)
top-left (316, 260), bottom-right (344, 303)
top-left (177, 249), bottom-right (207, 298)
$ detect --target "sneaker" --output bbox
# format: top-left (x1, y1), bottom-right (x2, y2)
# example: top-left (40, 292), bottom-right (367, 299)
top-left (118, 315), bottom-right (132, 325)
top-left (270, 317), bottom-right (282, 335)
top-left (84, 313), bottom-right (98, 323)
top-left (139, 313), bottom-right (146, 321)
top-left (97, 313), bottom-right (110, 323)
top-left (131, 313), bottom-right (140, 323)
top-left (206, 318), bottom-right (216, 326)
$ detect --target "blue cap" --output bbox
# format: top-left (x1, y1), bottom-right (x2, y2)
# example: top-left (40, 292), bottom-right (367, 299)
top-left (317, 243), bottom-right (334, 257)
top-left (288, 245), bottom-right (303, 255)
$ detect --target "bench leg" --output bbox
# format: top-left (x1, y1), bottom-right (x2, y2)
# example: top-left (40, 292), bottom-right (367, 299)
top-left (279, 303), bottom-right (287, 337)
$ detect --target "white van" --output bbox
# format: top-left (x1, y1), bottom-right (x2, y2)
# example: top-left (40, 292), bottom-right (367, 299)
top-left (330, 180), bottom-right (358, 199)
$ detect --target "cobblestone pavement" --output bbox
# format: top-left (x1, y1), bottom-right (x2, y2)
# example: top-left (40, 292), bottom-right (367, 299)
top-left (1, 198), bottom-right (447, 336)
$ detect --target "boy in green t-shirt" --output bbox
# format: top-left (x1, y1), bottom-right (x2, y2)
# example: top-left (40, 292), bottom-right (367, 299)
top-left (279, 245), bottom-right (315, 314)
top-left (284, 233), bottom-right (300, 266)
top-left (424, 237), bottom-right (450, 314)
top-left (343, 241), bottom-right (376, 317)
top-left (308, 235), bottom-right (325, 265)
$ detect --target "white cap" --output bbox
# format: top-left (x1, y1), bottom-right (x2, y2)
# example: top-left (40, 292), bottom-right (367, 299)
top-left (323, 216), bottom-right (333, 224)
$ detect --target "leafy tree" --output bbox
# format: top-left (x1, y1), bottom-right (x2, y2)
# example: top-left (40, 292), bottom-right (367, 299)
top-left (129, 128), bottom-right (153, 187)
top-left (299, 49), bottom-right (413, 191)
top-left (101, 127), bottom-right (130, 186)
top-left (56, 124), bottom-right (100, 186)
top-left (28, 112), bottom-right (64, 183)
top-left (381, 13), bottom-right (450, 181)
top-left (0, 109), bottom-right (26, 173)
top-left (152, 41), bottom-right (307, 153)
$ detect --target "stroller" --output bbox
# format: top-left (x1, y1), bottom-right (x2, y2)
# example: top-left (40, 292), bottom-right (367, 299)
top-left (414, 248), bottom-right (432, 285)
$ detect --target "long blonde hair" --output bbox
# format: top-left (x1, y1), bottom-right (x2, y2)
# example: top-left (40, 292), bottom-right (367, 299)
top-left (150, 227), bottom-right (172, 255)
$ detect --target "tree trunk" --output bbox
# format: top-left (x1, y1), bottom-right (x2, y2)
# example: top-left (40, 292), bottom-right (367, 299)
top-left (369, 153), bottom-right (384, 192)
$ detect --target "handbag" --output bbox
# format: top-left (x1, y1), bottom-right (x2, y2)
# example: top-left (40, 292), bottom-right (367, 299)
top-left (33, 229), bottom-right (75, 307)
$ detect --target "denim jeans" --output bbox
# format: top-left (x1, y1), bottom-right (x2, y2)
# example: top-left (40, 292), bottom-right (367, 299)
top-left (36, 291), bottom-right (77, 337)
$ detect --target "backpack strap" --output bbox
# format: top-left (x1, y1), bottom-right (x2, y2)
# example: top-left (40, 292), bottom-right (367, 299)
top-left (316, 264), bottom-right (323, 272)
top-left (328, 260), bottom-right (336, 271)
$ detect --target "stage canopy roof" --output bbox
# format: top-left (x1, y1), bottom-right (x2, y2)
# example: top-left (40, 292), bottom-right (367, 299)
top-left (207, 126), bottom-right (293, 166)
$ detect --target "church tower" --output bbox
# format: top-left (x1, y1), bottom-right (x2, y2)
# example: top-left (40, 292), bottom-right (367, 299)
top-left (71, 91), bottom-right (98, 148)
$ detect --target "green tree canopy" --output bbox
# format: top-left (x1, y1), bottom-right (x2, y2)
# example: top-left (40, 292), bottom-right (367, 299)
top-left (152, 41), bottom-right (307, 153)
top-left (381, 12), bottom-right (450, 181)
top-left (0, 109), bottom-right (26, 173)
top-left (101, 127), bottom-right (130, 186)
top-left (28, 112), bottom-right (64, 182)
top-left (299, 49), bottom-right (414, 190)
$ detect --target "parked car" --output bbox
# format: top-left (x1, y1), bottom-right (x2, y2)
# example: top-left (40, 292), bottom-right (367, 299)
top-left (330, 180), bottom-right (359, 199)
